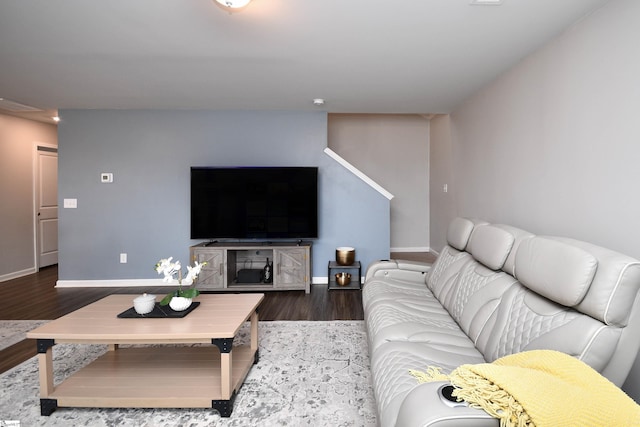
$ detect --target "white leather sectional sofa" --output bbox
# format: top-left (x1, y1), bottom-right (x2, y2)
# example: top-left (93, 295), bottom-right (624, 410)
top-left (363, 218), bottom-right (640, 426)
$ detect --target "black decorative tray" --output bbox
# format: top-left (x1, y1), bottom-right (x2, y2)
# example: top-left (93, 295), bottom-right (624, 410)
top-left (117, 302), bottom-right (200, 318)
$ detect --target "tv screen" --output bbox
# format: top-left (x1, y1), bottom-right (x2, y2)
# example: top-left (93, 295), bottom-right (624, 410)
top-left (191, 167), bottom-right (318, 240)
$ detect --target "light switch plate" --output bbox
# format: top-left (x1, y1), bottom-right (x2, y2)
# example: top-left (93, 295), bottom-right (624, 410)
top-left (63, 198), bottom-right (77, 208)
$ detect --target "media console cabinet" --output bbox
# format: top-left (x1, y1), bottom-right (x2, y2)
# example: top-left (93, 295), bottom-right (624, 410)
top-left (191, 241), bottom-right (312, 293)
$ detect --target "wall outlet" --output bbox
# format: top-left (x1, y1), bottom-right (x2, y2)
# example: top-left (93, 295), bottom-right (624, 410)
top-left (101, 173), bottom-right (114, 183)
top-left (443, 184), bottom-right (448, 193)
top-left (120, 253), bottom-right (127, 263)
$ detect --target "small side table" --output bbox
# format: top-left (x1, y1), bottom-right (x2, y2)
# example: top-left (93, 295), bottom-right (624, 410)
top-left (328, 260), bottom-right (362, 290)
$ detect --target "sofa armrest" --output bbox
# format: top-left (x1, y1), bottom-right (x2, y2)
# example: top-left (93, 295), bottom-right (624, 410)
top-left (365, 259), bottom-right (432, 283)
top-left (395, 382), bottom-right (498, 427)
top-left (365, 260), bottom-right (400, 281)
top-left (396, 260), bottom-right (432, 272)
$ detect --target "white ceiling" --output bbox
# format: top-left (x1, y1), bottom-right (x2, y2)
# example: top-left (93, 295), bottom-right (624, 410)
top-left (0, 0), bottom-right (611, 123)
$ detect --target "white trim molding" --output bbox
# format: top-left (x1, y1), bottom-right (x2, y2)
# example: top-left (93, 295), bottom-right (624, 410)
top-left (323, 148), bottom-right (394, 200)
top-left (0, 267), bottom-right (37, 283)
top-left (58, 277), bottom-right (364, 288)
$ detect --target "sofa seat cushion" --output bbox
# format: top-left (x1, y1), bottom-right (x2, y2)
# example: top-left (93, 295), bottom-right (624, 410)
top-left (371, 341), bottom-right (486, 427)
top-left (365, 297), bottom-right (468, 352)
top-left (362, 276), bottom-right (433, 312)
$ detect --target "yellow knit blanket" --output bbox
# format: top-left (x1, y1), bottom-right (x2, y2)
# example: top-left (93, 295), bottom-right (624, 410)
top-left (410, 350), bottom-right (640, 427)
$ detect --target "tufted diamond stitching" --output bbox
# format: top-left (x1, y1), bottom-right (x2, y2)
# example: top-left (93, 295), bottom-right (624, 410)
top-left (427, 247), bottom-right (463, 291)
top-left (490, 289), bottom-right (578, 360)
top-left (450, 264), bottom-right (492, 322)
top-left (372, 348), bottom-right (469, 413)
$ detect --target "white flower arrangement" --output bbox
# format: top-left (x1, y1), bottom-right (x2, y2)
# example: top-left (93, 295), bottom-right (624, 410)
top-left (155, 257), bottom-right (206, 306)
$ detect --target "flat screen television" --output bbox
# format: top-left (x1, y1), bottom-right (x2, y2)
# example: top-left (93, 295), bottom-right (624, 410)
top-left (191, 167), bottom-right (318, 240)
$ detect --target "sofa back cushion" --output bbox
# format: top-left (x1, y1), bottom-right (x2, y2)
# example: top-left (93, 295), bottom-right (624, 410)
top-left (427, 218), bottom-right (486, 297)
top-left (514, 237), bottom-right (597, 307)
top-left (550, 237), bottom-right (640, 327)
top-left (466, 224), bottom-right (515, 271)
top-left (480, 235), bottom-right (640, 386)
top-left (439, 224), bottom-right (521, 343)
top-left (446, 217), bottom-right (478, 251)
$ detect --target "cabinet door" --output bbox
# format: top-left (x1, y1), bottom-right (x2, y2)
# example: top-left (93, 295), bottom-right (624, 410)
top-left (274, 248), bottom-right (308, 289)
top-left (193, 249), bottom-right (225, 289)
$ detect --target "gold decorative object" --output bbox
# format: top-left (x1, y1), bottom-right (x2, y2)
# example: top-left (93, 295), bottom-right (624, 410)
top-left (336, 247), bottom-right (355, 266)
top-left (335, 272), bottom-right (352, 286)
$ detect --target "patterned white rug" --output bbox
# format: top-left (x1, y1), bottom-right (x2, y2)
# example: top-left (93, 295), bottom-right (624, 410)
top-left (0, 320), bottom-right (376, 426)
top-left (0, 320), bottom-right (50, 352)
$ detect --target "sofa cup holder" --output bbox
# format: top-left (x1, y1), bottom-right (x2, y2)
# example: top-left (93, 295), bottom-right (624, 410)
top-left (438, 384), bottom-right (468, 408)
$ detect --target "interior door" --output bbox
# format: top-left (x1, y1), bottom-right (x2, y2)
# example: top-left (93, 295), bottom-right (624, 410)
top-left (36, 145), bottom-right (58, 268)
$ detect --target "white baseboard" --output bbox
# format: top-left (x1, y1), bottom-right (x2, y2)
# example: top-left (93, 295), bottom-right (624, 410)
top-left (57, 277), bottom-right (362, 288)
top-left (390, 246), bottom-right (431, 253)
top-left (0, 267), bottom-right (37, 283)
top-left (56, 279), bottom-right (173, 288)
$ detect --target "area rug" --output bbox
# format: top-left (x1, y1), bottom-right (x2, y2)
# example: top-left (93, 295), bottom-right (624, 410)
top-left (0, 320), bottom-right (50, 351)
top-left (0, 320), bottom-right (376, 426)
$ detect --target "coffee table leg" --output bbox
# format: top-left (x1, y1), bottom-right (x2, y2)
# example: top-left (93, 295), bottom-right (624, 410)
top-left (212, 391), bottom-right (237, 417)
top-left (36, 339), bottom-right (57, 415)
top-left (221, 350), bottom-right (233, 399)
top-left (40, 398), bottom-right (58, 416)
top-left (212, 338), bottom-right (234, 401)
top-left (251, 310), bottom-right (259, 363)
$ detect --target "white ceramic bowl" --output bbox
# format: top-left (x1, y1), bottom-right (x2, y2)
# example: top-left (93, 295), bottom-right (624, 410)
top-left (133, 293), bottom-right (156, 315)
top-left (169, 296), bottom-right (192, 312)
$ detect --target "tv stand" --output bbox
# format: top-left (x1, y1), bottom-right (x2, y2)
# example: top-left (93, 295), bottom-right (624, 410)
top-left (190, 241), bottom-right (312, 293)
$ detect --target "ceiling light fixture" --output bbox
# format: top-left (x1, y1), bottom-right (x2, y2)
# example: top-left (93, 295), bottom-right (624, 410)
top-left (52, 116), bottom-right (60, 123)
top-left (215, 0), bottom-right (251, 9)
top-left (470, 0), bottom-right (503, 5)
top-left (313, 98), bottom-right (325, 106)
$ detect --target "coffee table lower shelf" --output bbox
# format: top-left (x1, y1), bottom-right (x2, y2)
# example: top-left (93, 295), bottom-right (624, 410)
top-left (40, 345), bottom-right (256, 416)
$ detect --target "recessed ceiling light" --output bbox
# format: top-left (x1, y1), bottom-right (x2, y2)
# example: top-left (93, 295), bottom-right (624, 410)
top-left (214, 0), bottom-right (251, 9)
top-left (312, 99), bottom-right (325, 106)
top-left (52, 116), bottom-right (60, 123)
top-left (470, 0), bottom-right (503, 5)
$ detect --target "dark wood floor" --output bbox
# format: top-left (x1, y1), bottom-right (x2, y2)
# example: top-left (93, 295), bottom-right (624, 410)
top-left (0, 252), bottom-right (434, 375)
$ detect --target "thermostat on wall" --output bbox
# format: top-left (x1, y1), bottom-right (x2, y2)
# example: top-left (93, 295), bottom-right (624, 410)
top-left (101, 173), bottom-right (113, 183)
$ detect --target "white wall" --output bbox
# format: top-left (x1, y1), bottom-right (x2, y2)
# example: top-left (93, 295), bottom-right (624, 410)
top-left (0, 113), bottom-right (57, 280)
top-left (328, 114), bottom-right (430, 251)
top-left (429, 114), bottom-right (455, 253)
top-left (431, 0), bottom-right (640, 400)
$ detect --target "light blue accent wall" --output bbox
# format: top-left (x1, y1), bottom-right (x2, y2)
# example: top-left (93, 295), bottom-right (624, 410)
top-left (57, 110), bottom-right (390, 281)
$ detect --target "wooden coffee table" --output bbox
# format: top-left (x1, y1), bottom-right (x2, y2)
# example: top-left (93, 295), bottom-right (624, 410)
top-left (26, 293), bottom-right (264, 417)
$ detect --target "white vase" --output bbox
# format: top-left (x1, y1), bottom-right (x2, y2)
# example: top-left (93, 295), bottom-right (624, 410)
top-left (169, 296), bottom-right (192, 311)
